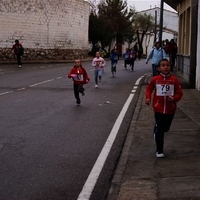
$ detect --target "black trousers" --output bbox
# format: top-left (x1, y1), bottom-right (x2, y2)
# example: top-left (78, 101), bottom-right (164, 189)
top-left (169, 54), bottom-right (176, 71)
top-left (73, 84), bottom-right (84, 102)
top-left (154, 112), bottom-right (174, 153)
top-left (16, 53), bottom-right (22, 65)
top-left (129, 60), bottom-right (135, 70)
top-left (124, 60), bottom-right (129, 69)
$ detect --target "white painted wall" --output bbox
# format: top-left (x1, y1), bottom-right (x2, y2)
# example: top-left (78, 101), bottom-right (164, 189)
top-left (0, 0), bottom-right (90, 50)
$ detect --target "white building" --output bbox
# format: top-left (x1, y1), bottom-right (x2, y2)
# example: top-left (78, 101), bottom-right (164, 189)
top-left (139, 7), bottom-right (178, 55)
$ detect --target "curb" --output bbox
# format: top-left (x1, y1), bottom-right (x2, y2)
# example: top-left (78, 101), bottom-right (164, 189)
top-left (106, 75), bottom-right (146, 200)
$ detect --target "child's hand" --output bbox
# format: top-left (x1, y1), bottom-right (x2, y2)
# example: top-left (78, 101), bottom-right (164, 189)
top-left (70, 74), bottom-right (77, 78)
top-left (145, 99), bottom-right (151, 105)
top-left (86, 78), bottom-right (90, 83)
top-left (168, 96), bottom-right (174, 101)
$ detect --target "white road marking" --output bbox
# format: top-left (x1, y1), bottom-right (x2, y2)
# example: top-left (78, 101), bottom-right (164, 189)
top-left (0, 91), bottom-right (13, 96)
top-left (77, 75), bottom-right (144, 200)
top-left (17, 88), bottom-right (26, 91)
top-left (131, 89), bottom-right (136, 93)
top-left (29, 79), bottom-right (54, 87)
top-left (56, 77), bottom-right (63, 79)
top-left (135, 76), bottom-right (144, 85)
top-left (133, 86), bottom-right (138, 89)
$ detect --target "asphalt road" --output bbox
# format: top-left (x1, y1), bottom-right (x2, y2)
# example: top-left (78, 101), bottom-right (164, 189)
top-left (0, 59), bottom-right (151, 200)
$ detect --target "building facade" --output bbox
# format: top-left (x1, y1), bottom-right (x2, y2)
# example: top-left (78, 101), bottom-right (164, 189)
top-left (139, 7), bottom-right (178, 55)
top-left (164, 0), bottom-right (199, 90)
top-left (0, 0), bottom-right (90, 61)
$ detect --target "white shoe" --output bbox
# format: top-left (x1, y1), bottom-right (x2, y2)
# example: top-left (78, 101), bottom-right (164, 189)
top-left (18, 65), bottom-right (22, 68)
top-left (95, 84), bottom-right (98, 88)
top-left (156, 152), bottom-right (164, 158)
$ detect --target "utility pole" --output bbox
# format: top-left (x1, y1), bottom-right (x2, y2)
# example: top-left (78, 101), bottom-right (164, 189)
top-left (159, 0), bottom-right (164, 44)
top-left (154, 10), bottom-right (157, 44)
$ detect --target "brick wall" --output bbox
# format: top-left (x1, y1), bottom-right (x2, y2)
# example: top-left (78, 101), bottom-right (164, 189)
top-left (0, 0), bottom-right (90, 61)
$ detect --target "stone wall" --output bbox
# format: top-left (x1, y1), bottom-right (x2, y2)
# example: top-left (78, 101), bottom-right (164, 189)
top-left (0, 48), bottom-right (88, 61)
top-left (0, 0), bottom-right (90, 61)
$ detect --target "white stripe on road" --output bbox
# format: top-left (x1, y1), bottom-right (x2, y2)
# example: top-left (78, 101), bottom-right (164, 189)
top-left (0, 91), bottom-right (13, 96)
top-left (77, 75), bottom-right (144, 200)
top-left (17, 88), bottom-right (26, 91)
top-left (29, 79), bottom-right (54, 87)
top-left (131, 89), bottom-right (136, 93)
top-left (135, 76), bottom-right (144, 85)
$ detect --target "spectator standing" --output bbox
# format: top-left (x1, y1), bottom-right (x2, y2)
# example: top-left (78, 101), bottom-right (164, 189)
top-left (11, 39), bottom-right (24, 68)
top-left (146, 41), bottom-right (167, 76)
top-left (133, 42), bottom-right (138, 58)
top-left (169, 39), bottom-right (178, 71)
top-left (164, 39), bottom-right (170, 56)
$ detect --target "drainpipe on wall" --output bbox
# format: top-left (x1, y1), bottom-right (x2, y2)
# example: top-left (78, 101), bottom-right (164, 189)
top-left (189, 0), bottom-right (198, 88)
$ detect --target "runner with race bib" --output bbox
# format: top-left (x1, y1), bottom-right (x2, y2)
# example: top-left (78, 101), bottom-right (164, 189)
top-left (145, 58), bottom-right (183, 158)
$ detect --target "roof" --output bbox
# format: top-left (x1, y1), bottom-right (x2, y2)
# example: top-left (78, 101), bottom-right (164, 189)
top-left (138, 6), bottom-right (177, 14)
top-left (164, 0), bottom-right (183, 10)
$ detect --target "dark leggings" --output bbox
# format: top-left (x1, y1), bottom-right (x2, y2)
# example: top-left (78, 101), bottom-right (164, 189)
top-left (16, 53), bottom-right (22, 65)
top-left (154, 112), bottom-right (174, 153)
top-left (73, 84), bottom-right (84, 102)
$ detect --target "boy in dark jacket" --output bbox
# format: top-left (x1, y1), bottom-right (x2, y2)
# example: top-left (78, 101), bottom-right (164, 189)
top-left (145, 59), bottom-right (183, 158)
top-left (11, 39), bottom-right (23, 68)
top-left (68, 59), bottom-right (90, 105)
top-left (110, 49), bottom-right (119, 76)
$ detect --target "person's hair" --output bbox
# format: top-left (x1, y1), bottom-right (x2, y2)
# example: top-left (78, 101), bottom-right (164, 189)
top-left (154, 41), bottom-right (160, 46)
top-left (158, 58), bottom-right (170, 67)
top-left (15, 39), bottom-right (19, 43)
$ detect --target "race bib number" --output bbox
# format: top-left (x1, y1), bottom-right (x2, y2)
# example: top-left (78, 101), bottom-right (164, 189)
top-left (74, 74), bottom-right (83, 81)
top-left (156, 84), bottom-right (174, 96)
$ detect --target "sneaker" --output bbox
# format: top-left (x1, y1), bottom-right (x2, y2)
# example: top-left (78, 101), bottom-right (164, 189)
top-left (18, 65), bottom-right (22, 68)
top-left (156, 152), bottom-right (164, 158)
top-left (95, 84), bottom-right (98, 88)
top-left (76, 100), bottom-right (81, 105)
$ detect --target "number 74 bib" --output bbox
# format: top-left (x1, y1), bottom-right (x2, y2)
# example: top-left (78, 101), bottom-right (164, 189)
top-left (156, 84), bottom-right (174, 96)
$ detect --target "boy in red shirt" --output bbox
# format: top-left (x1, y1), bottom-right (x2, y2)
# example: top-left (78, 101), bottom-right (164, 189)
top-left (68, 59), bottom-right (90, 105)
top-left (145, 58), bottom-right (183, 158)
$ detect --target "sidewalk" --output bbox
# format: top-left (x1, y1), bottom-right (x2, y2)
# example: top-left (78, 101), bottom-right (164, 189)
top-left (107, 72), bottom-right (200, 200)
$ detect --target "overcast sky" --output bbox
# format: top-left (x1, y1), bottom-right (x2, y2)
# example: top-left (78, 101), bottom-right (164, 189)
top-left (127, 0), bottom-right (176, 12)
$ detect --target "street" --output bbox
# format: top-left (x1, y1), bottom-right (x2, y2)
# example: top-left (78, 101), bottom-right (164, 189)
top-left (0, 59), bottom-right (151, 200)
